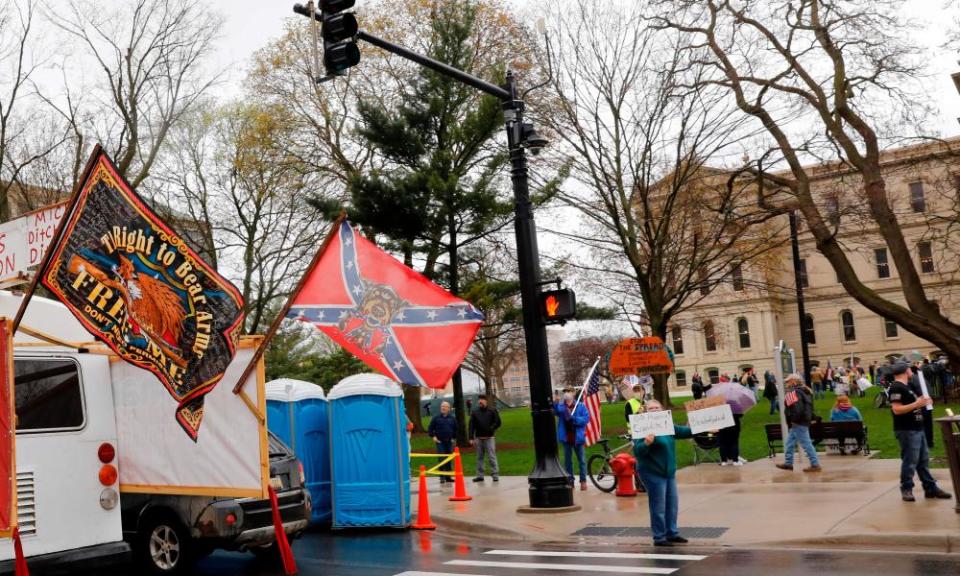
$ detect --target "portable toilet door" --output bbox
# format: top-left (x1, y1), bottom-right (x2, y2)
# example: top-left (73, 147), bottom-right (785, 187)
top-left (265, 379), bottom-right (332, 524)
top-left (328, 373), bottom-right (410, 528)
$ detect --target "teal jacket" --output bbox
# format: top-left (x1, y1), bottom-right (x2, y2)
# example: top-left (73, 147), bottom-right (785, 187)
top-left (633, 425), bottom-right (692, 478)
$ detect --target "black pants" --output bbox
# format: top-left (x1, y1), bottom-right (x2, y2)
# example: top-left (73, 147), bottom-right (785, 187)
top-left (718, 414), bottom-right (742, 463)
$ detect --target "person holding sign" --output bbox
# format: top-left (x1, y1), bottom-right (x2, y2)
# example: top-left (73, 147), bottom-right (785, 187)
top-left (633, 400), bottom-right (692, 547)
top-left (555, 389), bottom-right (590, 491)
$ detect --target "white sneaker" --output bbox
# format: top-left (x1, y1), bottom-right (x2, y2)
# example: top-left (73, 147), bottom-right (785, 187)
top-left (738, 457), bottom-right (747, 464)
top-left (732, 461), bottom-right (744, 467)
top-left (720, 461), bottom-right (729, 466)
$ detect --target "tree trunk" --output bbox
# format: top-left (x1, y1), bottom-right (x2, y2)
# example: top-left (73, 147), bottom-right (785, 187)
top-left (403, 385), bottom-right (426, 433)
top-left (649, 319), bottom-right (672, 407)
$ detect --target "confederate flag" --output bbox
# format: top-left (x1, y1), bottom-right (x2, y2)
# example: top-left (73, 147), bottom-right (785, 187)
top-left (287, 221), bottom-right (484, 389)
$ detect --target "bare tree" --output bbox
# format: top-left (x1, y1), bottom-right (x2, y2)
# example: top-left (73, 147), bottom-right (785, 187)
top-left (0, 0), bottom-right (68, 219)
top-left (652, 0), bottom-right (960, 365)
top-left (535, 0), bottom-right (786, 405)
top-left (49, 0), bottom-right (223, 188)
top-left (153, 100), bottom-right (328, 334)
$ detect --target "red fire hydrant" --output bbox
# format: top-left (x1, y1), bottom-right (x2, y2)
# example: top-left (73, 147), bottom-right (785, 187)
top-left (610, 453), bottom-right (638, 497)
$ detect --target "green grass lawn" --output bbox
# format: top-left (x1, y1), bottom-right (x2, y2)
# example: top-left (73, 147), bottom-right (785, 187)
top-left (412, 388), bottom-right (960, 477)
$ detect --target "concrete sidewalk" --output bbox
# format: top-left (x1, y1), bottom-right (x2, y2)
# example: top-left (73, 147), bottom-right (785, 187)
top-left (413, 453), bottom-right (960, 553)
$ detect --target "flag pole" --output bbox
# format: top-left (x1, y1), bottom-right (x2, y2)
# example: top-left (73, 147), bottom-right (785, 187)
top-left (12, 144), bottom-right (103, 333)
top-left (232, 213), bottom-right (346, 394)
top-left (572, 356), bottom-right (600, 413)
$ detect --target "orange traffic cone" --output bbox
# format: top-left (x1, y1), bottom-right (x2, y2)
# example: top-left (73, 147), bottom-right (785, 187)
top-left (449, 447), bottom-right (473, 502)
top-left (412, 466), bottom-right (436, 530)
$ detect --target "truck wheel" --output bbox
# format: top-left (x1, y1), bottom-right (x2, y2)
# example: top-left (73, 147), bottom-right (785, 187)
top-left (136, 513), bottom-right (193, 575)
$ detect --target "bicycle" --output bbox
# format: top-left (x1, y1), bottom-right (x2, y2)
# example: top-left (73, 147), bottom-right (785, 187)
top-left (587, 434), bottom-right (636, 493)
top-left (874, 382), bottom-right (891, 408)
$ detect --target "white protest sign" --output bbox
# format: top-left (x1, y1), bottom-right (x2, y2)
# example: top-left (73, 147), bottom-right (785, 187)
top-left (687, 403), bottom-right (735, 435)
top-left (629, 410), bottom-right (675, 438)
top-left (0, 202), bottom-right (67, 283)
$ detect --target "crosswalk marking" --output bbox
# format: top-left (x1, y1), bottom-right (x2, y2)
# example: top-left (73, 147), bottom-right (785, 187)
top-left (443, 560), bottom-right (677, 574)
top-left (484, 549), bottom-right (707, 562)
top-left (394, 573), bottom-right (495, 576)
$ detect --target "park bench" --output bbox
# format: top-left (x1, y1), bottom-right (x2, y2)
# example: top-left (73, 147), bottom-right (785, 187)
top-left (765, 421), bottom-right (870, 458)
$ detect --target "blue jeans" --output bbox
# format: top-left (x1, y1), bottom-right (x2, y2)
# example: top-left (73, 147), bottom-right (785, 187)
top-left (784, 424), bottom-right (820, 467)
top-left (561, 442), bottom-right (587, 482)
top-left (638, 470), bottom-right (679, 542)
top-left (436, 440), bottom-right (454, 474)
top-left (768, 397), bottom-right (779, 414)
top-left (894, 430), bottom-right (938, 492)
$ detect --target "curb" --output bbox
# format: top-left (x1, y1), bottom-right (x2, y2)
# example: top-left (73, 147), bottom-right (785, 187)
top-left (430, 514), bottom-right (537, 542)
top-left (742, 533), bottom-right (959, 554)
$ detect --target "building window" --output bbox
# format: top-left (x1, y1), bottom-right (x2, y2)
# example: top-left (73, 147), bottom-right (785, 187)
top-left (737, 317), bottom-right (751, 349)
top-left (706, 368), bottom-right (719, 384)
top-left (841, 310), bottom-right (856, 342)
top-left (798, 258), bottom-right (809, 288)
top-left (671, 326), bottom-right (684, 355)
top-left (909, 181), bottom-right (925, 213)
top-left (675, 370), bottom-right (687, 387)
top-left (804, 314), bottom-right (816, 345)
top-left (731, 264), bottom-right (744, 291)
top-left (884, 318), bottom-right (899, 339)
top-left (918, 241), bottom-right (934, 273)
top-left (704, 320), bottom-right (716, 352)
top-left (826, 195), bottom-right (840, 227)
top-left (874, 248), bottom-right (889, 279)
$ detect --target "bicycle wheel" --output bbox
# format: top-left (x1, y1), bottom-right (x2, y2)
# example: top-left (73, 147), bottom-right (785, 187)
top-left (874, 391), bottom-right (886, 409)
top-left (588, 454), bottom-right (617, 493)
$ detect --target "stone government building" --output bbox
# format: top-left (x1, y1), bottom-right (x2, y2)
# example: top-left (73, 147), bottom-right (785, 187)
top-left (667, 138), bottom-right (960, 392)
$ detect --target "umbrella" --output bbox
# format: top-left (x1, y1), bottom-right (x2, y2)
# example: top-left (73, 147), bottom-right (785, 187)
top-left (706, 381), bottom-right (757, 414)
top-left (902, 350), bottom-right (924, 363)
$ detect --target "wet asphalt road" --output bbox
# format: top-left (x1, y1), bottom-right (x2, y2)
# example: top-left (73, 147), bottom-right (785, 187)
top-left (77, 529), bottom-right (960, 576)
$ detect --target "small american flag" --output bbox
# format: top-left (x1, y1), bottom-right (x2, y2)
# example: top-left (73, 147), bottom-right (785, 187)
top-left (583, 358), bottom-right (602, 447)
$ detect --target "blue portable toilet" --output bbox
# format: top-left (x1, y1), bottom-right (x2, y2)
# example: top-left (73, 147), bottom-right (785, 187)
top-left (265, 379), bottom-right (331, 524)
top-left (328, 373), bottom-right (410, 528)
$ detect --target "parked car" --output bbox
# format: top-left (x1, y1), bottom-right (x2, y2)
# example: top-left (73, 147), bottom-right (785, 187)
top-left (121, 431), bottom-right (311, 574)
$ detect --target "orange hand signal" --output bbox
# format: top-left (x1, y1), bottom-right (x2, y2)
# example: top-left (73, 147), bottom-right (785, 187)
top-left (545, 295), bottom-right (560, 317)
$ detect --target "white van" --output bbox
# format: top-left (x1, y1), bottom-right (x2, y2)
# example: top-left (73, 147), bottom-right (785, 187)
top-left (0, 292), bottom-right (127, 569)
top-left (0, 292), bottom-right (308, 574)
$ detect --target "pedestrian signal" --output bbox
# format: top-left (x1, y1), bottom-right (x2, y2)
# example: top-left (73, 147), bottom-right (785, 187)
top-left (540, 289), bottom-right (576, 325)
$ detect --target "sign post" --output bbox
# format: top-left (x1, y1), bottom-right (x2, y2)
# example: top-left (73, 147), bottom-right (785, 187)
top-left (773, 340), bottom-right (798, 463)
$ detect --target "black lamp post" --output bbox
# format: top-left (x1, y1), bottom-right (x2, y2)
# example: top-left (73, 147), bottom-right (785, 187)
top-left (502, 72), bottom-right (573, 508)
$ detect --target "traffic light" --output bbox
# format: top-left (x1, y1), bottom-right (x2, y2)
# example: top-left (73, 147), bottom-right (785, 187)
top-left (539, 289), bottom-right (576, 325)
top-left (293, 1), bottom-right (360, 77)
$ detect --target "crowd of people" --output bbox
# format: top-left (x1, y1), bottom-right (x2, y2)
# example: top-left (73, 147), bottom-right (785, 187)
top-left (421, 354), bottom-right (955, 547)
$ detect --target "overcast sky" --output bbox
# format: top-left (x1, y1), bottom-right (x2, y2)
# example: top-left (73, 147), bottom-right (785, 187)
top-left (216, 1), bottom-right (960, 137)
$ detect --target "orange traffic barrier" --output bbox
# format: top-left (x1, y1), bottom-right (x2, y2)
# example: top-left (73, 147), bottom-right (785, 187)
top-left (448, 447), bottom-right (472, 502)
top-left (412, 466), bottom-right (436, 530)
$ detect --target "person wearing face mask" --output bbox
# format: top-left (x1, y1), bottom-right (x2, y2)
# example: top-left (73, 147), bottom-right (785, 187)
top-left (554, 388), bottom-right (591, 490)
top-left (633, 400), bottom-right (692, 547)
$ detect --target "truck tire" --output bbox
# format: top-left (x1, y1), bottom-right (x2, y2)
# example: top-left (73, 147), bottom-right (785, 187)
top-left (135, 512), bottom-right (194, 575)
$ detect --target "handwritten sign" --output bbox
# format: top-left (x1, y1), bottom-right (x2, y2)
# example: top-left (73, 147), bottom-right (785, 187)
top-left (629, 410), bottom-right (675, 438)
top-left (610, 336), bottom-right (673, 376)
top-left (0, 202), bottom-right (67, 284)
top-left (687, 403), bottom-right (735, 435)
top-left (684, 396), bottom-right (725, 412)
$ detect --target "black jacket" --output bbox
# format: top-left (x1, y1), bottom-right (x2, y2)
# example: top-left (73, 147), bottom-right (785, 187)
top-left (428, 413), bottom-right (457, 442)
top-left (469, 405), bottom-right (501, 438)
top-left (785, 385), bottom-right (814, 426)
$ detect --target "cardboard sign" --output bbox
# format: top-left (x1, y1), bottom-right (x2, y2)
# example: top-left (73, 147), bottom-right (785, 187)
top-left (629, 410), bottom-right (675, 438)
top-left (610, 336), bottom-right (673, 376)
top-left (0, 202), bottom-right (67, 284)
top-left (684, 396), bottom-right (725, 412)
top-left (687, 403), bottom-right (735, 435)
